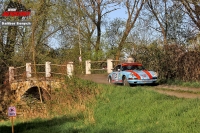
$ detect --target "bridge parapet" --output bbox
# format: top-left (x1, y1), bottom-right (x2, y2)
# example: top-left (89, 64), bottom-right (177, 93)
top-left (9, 62), bottom-right (73, 83)
top-left (8, 62), bottom-right (72, 101)
top-left (11, 79), bottom-right (65, 101)
top-left (85, 57), bottom-right (135, 74)
top-left (85, 59), bottom-right (120, 74)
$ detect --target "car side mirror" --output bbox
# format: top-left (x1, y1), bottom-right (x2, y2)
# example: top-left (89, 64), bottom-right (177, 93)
top-left (118, 69), bottom-right (121, 72)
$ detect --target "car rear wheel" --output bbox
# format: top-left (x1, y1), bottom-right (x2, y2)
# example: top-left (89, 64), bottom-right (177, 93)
top-left (108, 76), bottom-right (112, 84)
top-left (123, 76), bottom-right (130, 86)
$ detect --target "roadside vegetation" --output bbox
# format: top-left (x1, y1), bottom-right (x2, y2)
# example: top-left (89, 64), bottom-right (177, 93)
top-left (1, 78), bottom-right (200, 133)
top-left (0, 0), bottom-right (200, 132)
top-left (1, 0), bottom-right (200, 85)
top-left (165, 80), bottom-right (200, 88)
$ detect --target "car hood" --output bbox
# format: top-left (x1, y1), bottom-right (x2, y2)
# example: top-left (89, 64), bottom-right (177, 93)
top-left (125, 70), bottom-right (155, 79)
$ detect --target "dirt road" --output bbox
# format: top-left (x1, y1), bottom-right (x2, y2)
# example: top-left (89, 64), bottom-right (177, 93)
top-left (80, 74), bottom-right (200, 99)
top-left (80, 74), bottom-right (109, 84)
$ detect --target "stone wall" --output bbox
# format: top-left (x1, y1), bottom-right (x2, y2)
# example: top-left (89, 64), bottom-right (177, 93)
top-left (16, 102), bottom-right (48, 120)
top-left (10, 79), bottom-right (64, 101)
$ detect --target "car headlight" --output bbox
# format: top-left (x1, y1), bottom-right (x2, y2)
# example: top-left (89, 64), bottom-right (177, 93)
top-left (153, 72), bottom-right (158, 77)
top-left (129, 73), bottom-right (137, 79)
top-left (128, 73), bottom-right (133, 78)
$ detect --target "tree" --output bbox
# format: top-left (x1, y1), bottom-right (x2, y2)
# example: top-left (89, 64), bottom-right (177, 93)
top-left (144, 0), bottom-right (193, 45)
top-left (105, 18), bottom-right (125, 58)
top-left (145, 0), bottom-right (171, 45)
top-left (1, 0), bottom-right (29, 64)
top-left (0, 0), bottom-right (30, 84)
top-left (115, 0), bottom-right (146, 60)
top-left (180, 0), bottom-right (200, 30)
top-left (74, 0), bottom-right (120, 59)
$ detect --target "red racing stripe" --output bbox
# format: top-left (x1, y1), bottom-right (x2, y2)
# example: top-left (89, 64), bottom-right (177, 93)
top-left (143, 70), bottom-right (153, 79)
top-left (126, 70), bottom-right (141, 79)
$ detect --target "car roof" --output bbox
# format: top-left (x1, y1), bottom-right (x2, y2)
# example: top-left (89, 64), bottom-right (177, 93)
top-left (121, 62), bottom-right (142, 66)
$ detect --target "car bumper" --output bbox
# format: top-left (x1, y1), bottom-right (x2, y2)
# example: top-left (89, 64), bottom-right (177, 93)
top-left (128, 79), bottom-right (157, 84)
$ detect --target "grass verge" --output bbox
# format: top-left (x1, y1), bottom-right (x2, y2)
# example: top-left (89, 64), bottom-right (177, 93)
top-left (165, 80), bottom-right (200, 88)
top-left (1, 79), bottom-right (200, 133)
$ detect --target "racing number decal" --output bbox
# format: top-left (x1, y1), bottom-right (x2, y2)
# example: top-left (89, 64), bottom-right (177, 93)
top-left (112, 73), bottom-right (118, 80)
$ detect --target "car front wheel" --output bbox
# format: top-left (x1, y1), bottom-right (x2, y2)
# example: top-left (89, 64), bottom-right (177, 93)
top-left (123, 76), bottom-right (130, 86)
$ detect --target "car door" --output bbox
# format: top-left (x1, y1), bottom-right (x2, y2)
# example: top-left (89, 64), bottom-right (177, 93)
top-left (111, 65), bottom-right (121, 83)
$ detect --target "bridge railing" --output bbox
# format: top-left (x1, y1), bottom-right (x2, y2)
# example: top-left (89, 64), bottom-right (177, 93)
top-left (9, 62), bottom-right (73, 83)
top-left (85, 57), bottom-right (135, 74)
top-left (9, 65), bottom-right (26, 82)
top-left (50, 62), bottom-right (73, 77)
top-left (85, 59), bottom-right (120, 74)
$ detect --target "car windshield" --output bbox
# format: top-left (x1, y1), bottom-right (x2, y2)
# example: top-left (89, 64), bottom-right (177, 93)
top-left (122, 65), bottom-right (145, 71)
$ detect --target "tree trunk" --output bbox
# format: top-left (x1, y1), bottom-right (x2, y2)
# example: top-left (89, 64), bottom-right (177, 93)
top-left (95, 0), bottom-right (101, 59)
top-left (5, 26), bottom-right (17, 63)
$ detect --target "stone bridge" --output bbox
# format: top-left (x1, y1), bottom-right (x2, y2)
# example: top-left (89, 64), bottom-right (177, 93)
top-left (9, 62), bottom-right (73, 101)
top-left (9, 58), bottom-right (133, 101)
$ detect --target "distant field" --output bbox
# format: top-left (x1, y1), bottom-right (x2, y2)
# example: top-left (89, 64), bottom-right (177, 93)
top-left (1, 79), bottom-right (200, 133)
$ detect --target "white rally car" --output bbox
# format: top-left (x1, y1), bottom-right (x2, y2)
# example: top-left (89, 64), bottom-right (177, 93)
top-left (108, 62), bottom-right (158, 86)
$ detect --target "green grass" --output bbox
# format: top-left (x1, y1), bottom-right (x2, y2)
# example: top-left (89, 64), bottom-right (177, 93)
top-left (154, 87), bottom-right (200, 94)
top-left (1, 81), bottom-right (200, 133)
top-left (166, 80), bottom-right (200, 88)
top-left (92, 86), bottom-right (200, 133)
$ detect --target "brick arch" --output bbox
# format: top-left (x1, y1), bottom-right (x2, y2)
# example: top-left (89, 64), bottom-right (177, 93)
top-left (14, 81), bottom-right (51, 101)
top-left (11, 80), bottom-right (63, 101)
top-left (20, 86), bottom-right (51, 102)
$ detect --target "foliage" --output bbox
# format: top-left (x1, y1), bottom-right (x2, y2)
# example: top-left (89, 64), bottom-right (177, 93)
top-left (0, 0), bottom-right (200, 84)
top-left (1, 84), bottom-right (200, 132)
top-left (177, 51), bottom-right (200, 81)
top-left (180, 0), bottom-right (200, 30)
top-left (45, 77), bottom-right (100, 122)
top-left (166, 80), bottom-right (200, 88)
top-left (132, 43), bottom-right (200, 82)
